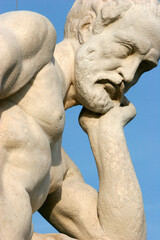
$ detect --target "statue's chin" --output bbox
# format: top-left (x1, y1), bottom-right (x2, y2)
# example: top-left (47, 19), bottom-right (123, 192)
top-left (76, 86), bottom-right (114, 114)
top-left (86, 100), bottom-right (114, 114)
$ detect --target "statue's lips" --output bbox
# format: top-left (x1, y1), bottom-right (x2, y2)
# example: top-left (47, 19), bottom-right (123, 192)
top-left (96, 79), bottom-right (124, 100)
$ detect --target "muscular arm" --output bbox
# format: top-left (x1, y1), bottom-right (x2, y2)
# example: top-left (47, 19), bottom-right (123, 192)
top-left (79, 102), bottom-right (146, 240)
top-left (39, 102), bottom-right (146, 240)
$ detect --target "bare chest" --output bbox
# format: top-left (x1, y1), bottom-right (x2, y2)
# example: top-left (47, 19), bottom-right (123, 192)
top-left (9, 68), bottom-right (65, 142)
top-left (0, 100), bottom-right (66, 211)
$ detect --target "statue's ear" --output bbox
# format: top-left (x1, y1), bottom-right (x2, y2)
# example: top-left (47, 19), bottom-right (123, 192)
top-left (78, 16), bottom-right (93, 44)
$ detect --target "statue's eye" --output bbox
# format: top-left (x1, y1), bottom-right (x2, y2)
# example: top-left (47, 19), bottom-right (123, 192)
top-left (119, 43), bottom-right (133, 58)
top-left (124, 44), bottom-right (133, 56)
top-left (125, 44), bottom-right (133, 55)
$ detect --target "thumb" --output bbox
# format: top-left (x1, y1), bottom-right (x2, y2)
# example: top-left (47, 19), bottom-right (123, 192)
top-left (120, 97), bottom-right (136, 126)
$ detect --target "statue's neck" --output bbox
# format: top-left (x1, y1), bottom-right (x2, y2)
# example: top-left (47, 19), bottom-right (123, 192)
top-left (54, 38), bottom-right (80, 109)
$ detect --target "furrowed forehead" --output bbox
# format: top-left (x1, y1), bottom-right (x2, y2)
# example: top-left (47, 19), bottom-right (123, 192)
top-left (112, 5), bottom-right (160, 57)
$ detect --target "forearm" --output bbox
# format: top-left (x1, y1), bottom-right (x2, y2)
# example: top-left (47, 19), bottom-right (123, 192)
top-left (88, 126), bottom-right (146, 240)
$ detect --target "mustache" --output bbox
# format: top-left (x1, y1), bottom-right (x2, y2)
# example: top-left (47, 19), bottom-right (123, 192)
top-left (96, 79), bottom-right (125, 100)
top-left (96, 79), bottom-right (125, 91)
top-left (93, 72), bottom-right (124, 85)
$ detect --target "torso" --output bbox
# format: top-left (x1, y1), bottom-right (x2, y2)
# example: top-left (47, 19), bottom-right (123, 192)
top-left (0, 11), bottom-right (69, 212)
top-left (0, 62), bottom-right (67, 211)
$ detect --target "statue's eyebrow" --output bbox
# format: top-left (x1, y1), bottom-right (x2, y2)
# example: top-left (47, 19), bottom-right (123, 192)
top-left (114, 33), bottom-right (150, 55)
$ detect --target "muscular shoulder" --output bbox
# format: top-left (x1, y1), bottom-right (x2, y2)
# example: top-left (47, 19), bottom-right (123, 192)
top-left (0, 11), bottom-right (57, 99)
top-left (0, 11), bottom-right (57, 58)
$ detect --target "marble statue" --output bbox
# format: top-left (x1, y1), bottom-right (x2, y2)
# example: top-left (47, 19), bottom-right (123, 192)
top-left (0, 0), bottom-right (160, 239)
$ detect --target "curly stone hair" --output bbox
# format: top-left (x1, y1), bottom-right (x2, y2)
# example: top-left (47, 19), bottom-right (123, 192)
top-left (64, 0), bottom-right (160, 40)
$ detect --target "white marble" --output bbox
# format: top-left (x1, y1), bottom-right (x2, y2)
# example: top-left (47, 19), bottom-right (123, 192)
top-left (0, 0), bottom-right (160, 239)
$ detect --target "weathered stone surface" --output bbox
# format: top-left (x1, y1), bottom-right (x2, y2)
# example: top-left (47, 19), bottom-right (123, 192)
top-left (0, 1), bottom-right (160, 239)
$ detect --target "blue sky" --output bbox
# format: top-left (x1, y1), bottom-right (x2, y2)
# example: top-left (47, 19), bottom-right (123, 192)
top-left (0, 1), bottom-right (160, 239)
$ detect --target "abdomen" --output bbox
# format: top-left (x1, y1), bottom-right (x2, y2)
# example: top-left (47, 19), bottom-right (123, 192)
top-left (0, 100), bottom-right (52, 211)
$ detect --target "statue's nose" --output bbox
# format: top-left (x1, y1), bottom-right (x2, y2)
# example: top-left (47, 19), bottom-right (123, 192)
top-left (118, 59), bottom-right (140, 83)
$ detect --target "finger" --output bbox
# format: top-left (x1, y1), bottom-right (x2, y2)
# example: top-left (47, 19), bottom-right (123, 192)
top-left (79, 107), bottom-right (101, 132)
top-left (120, 96), bottom-right (130, 106)
top-left (79, 107), bottom-right (100, 119)
top-left (120, 102), bottom-right (137, 126)
top-left (45, 233), bottom-right (77, 240)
